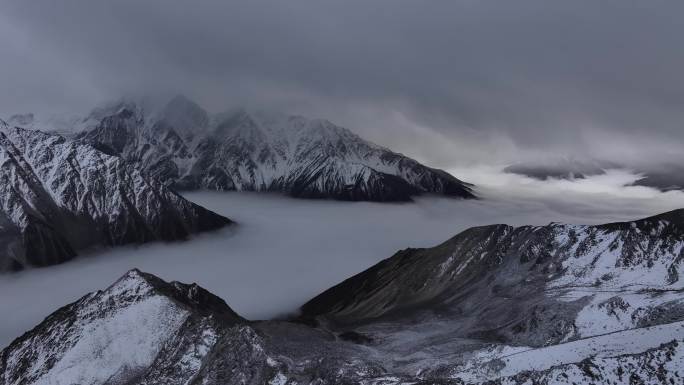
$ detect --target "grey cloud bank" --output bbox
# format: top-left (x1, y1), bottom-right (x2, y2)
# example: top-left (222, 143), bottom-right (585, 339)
top-left (0, 1), bottom-right (683, 168)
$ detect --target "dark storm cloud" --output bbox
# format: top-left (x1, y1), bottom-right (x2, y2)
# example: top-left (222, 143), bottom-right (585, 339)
top-left (1, 0), bottom-right (683, 166)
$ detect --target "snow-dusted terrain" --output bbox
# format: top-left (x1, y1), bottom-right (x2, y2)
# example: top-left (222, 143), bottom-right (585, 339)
top-left (0, 120), bottom-right (231, 271)
top-left (74, 96), bottom-right (474, 201)
top-left (3, 209), bottom-right (684, 384)
top-left (298, 208), bottom-right (684, 382)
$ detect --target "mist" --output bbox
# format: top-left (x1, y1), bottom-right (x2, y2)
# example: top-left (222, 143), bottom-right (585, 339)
top-left (3, 173), bottom-right (684, 347)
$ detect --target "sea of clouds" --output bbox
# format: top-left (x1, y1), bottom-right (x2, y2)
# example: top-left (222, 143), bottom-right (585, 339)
top-left (2, 169), bottom-right (684, 346)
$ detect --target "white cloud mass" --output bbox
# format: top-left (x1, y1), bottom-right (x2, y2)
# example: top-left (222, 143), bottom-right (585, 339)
top-left (2, 175), bottom-right (684, 347)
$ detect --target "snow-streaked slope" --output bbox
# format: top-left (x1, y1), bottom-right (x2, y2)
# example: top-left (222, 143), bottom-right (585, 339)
top-left (0, 120), bottom-right (232, 271)
top-left (76, 96), bottom-right (475, 201)
top-left (0, 269), bottom-right (245, 385)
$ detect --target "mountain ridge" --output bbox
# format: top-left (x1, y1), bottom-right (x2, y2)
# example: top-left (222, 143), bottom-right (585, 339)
top-left (72, 96), bottom-right (475, 201)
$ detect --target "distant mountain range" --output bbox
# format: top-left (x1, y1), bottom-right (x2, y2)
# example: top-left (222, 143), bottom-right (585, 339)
top-left (0, 120), bottom-right (231, 272)
top-left (70, 96), bottom-right (475, 201)
top-left (503, 158), bottom-right (613, 180)
top-left (3, 209), bottom-right (683, 384)
top-left (0, 96), bottom-right (475, 270)
top-left (505, 157), bottom-right (684, 191)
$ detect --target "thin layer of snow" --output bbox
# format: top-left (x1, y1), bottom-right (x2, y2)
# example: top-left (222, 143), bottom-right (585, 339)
top-left (37, 296), bottom-right (188, 385)
top-left (453, 321), bottom-right (684, 382)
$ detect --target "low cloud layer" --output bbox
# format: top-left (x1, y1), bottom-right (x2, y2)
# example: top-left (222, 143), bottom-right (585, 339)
top-left (1, 1), bottom-right (683, 168)
top-left (2, 180), bottom-right (684, 347)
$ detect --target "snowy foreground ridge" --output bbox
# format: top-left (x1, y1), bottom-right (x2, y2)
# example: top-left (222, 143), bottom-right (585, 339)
top-left (0, 120), bottom-right (232, 271)
top-left (72, 96), bottom-right (475, 201)
top-left (2, 210), bottom-right (684, 384)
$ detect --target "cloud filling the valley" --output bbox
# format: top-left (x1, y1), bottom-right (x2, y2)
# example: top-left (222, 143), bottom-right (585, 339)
top-left (0, 1), bottom-right (683, 168)
top-left (2, 176), bottom-right (684, 347)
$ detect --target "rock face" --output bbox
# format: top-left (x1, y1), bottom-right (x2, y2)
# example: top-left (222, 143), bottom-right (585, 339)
top-left (0, 120), bottom-right (232, 271)
top-left (76, 96), bottom-right (475, 201)
top-left (3, 210), bottom-right (684, 384)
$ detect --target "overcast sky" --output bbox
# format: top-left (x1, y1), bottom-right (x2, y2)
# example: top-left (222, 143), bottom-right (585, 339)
top-left (1, 1), bottom-right (683, 167)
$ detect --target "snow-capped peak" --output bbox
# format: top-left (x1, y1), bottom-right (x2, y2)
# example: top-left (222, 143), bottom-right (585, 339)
top-left (75, 97), bottom-right (475, 201)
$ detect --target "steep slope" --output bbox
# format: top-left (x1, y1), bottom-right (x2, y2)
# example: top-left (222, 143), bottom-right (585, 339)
top-left (0, 269), bottom-right (386, 385)
top-left (0, 269), bottom-right (246, 385)
top-left (0, 120), bottom-right (232, 271)
top-left (76, 96), bottom-right (475, 201)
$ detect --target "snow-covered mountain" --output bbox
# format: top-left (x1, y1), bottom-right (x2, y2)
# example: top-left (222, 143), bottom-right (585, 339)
top-left (75, 96), bottom-right (475, 201)
top-left (3, 210), bottom-right (684, 384)
top-left (297, 208), bottom-right (684, 382)
top-left (0, 120), bottom-right (232, 271)
top-left (0, 269), bottom-right (387, 385)
top-left (0, 269), bottom-right (245, 385)
top-left (302, 209), bottom-right (684, 328)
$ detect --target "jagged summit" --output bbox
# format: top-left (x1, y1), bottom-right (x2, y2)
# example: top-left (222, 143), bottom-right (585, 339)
top-left (0, 121), bottom-right (232, 271)
top-left (105, 268), bottom-right (244, 322)
top-left (75, 97), bottom-right (475, 201)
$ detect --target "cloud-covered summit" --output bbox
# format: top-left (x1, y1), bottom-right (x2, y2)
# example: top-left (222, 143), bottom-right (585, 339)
top-left (1, 1), bottom-right (682, 169)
